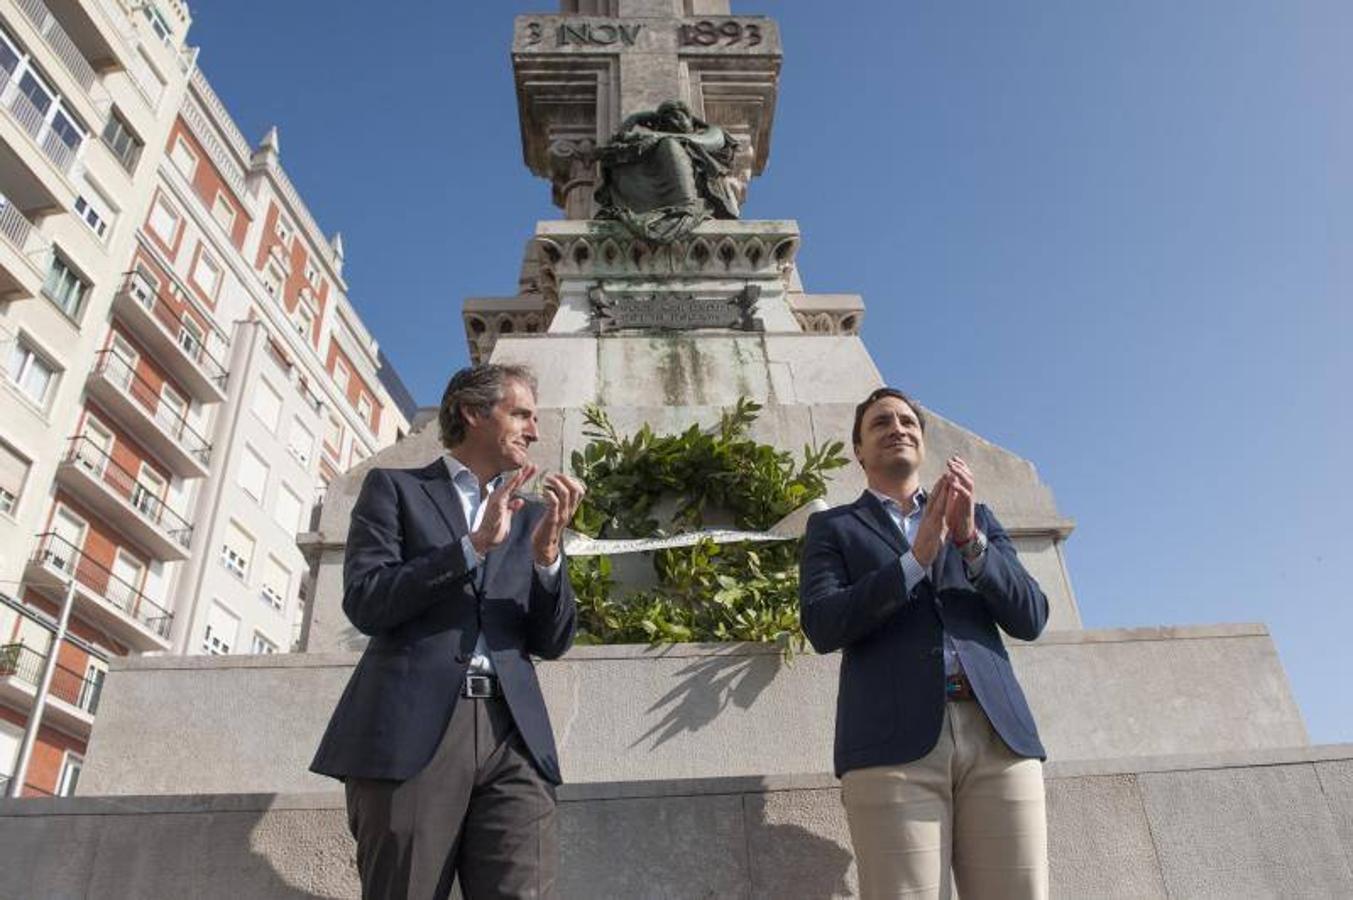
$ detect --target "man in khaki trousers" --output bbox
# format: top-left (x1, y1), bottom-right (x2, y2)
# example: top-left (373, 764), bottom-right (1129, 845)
top-left (799, 387), bottom-right (1050, 898)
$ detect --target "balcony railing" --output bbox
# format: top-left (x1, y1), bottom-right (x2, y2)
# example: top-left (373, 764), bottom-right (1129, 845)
top-left (91, 350), bottom-right (211, 465)
top-left (64, 435), bottom-right (193, 547)
top-left (0, 642), bottom-right (102, 714)
top-left (0, 66), bottom-right (80, 175)
top-left (15, 0), bottom-right (99, 94)
top-left (30, 532), bottom-right (173, 638)
top-left (0, 191), bottom-right (50, 261)
top-left (119, 271), bottom-right (229, 388)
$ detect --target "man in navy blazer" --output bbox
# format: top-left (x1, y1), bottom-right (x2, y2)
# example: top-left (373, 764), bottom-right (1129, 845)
top-left (799, 387), bottom-right (1050, 899)
top-left (312, 363), bottom-right (584, 899)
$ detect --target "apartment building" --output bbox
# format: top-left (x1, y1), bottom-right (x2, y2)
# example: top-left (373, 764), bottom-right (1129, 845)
top-left (0, 0), bottom-right (414, 798)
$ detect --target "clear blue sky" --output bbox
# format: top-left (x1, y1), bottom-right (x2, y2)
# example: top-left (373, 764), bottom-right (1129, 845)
top-left (189, 1), bottom-right (1352, 743)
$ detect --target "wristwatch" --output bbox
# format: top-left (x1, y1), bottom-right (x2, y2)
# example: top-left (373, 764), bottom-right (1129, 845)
top-left (958, 529), bottom-right (987, 563)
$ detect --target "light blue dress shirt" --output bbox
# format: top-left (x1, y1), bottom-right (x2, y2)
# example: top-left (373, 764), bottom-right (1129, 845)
top-left (867, 488), bottom-right (986, 677)
top-left (444, 454), bottom-right (561, 675)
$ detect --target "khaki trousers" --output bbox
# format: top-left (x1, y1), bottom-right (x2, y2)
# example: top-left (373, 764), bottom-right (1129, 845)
top-left (841, 701), bottom-right (1048, 900)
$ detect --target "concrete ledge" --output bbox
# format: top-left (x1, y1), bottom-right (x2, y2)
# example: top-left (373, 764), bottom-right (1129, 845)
top-left (115, 623), bottom-right (1274, 671)
top-left (83, 628), bottom-right (1307, 797)
top-left (5, 747), bottom-right (1352, 898)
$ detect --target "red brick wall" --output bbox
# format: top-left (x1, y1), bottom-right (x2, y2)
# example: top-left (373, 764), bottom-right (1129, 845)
top-left (166, 119), bottom-right (251, 250)
top-left (0, 705), bottom-right (86, 798)
top-left (75, 406), bottom-right (172, 498)
top-left (325, 341), bottom-right (383, 433)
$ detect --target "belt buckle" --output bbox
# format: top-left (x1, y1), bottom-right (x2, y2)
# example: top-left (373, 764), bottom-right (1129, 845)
top-left (464, 674), bottom-right (496, 699)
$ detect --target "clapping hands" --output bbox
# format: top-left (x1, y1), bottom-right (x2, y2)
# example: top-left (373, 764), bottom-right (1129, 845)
top-left (911, 456), bottom-right (977, 567)
top-left (468, 465), bottom-right (586, 566)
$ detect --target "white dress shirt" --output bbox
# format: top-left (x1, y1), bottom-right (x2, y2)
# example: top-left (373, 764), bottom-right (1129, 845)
top-left (444, 454), bottom-right (561, 675)
top-left (868, 488), bottom-right (986, 677)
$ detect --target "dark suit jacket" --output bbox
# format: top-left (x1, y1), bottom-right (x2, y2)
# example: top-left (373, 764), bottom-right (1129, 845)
top-left (310, 460), bottom-right (576, 785)
top-left (799, 491), bottom-right (1048, 777)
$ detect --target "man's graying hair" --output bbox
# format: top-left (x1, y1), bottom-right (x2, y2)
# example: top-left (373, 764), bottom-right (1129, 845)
top-left (438, 364), bottom-right (538, 449)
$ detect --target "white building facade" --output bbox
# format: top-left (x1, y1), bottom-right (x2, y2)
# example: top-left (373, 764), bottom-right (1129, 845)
top-left (0, 0), bottom-right (413, 798)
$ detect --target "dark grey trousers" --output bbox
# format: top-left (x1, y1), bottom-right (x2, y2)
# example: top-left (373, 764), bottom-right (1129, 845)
top-left (344, 694), bottom-right (559, 900)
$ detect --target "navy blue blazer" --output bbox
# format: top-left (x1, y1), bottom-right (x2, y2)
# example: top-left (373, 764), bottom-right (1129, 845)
top-left (310, 460), bottom-right (576, 785)
top-left (799, 491), bottom-right (1047, 777)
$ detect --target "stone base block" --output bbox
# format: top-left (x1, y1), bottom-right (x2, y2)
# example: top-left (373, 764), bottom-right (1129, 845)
top-left (80, 626), bottom-right (1306, 798)
top-left (5, 747), bottom-right (1352, 899)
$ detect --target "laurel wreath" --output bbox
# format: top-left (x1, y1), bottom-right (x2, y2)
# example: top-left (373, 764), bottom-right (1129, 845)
top-left (565, 399), bottom-right (848, 649)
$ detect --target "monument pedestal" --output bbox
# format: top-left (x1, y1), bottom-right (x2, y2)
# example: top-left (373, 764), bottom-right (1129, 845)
top-left (3, 1), bottom-right (1346, 895)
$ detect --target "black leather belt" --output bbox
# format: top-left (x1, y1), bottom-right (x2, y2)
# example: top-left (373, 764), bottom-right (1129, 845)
top-left (945, 671), bottom-right (975, 702)
top-left (462, 673), bottom-right (501, 699)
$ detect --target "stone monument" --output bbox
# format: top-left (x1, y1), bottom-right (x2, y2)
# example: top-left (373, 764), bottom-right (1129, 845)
top-left (3, 3), bottom-right (1350, 897)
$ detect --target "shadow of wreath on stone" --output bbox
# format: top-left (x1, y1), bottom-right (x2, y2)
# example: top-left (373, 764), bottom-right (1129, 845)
top-left (631, 648), bottom-right (782, 750)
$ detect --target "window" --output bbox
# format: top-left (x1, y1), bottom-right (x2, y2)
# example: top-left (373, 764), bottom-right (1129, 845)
top-left (74, 195), bottom-right (109, 240)
top-left (274, 484), bottom-right (304, 536)
top-left (178, 316), bottom-right (203, 360)
top-left (56, 753), bottom-right (82, 797)
top-left (263, 264), bottom-right (284, 299)
top-left (46, 507), bottom-right (86, 575)
top-left (77, 417), bottom-right (113, 474)
top-left (133, 464), bottom-right (166, 517)
top-left (356, 394), bottom-right (373, 427)
top-left (169, 135), bottom-right (196, 178)
top-left (275, 216), bottom-right (293, 244)
top-left (6, 339), bottom-right (57, 408)
top-left (324, 413), bottom-right (343, 459)
top-left (190, 249), bottom-right (221, 299)
top-left (109, 550), bottom-right (146, 610)
top-left (48, 108), bottom-right (85, 157)
top-left (144, 5), bottom-right (174, 42)
top-left (157, 382), bottom-right (187, 433)
top-left (250, 632), bottom-right (278, 655)
top-left (101, 111), bottom-right (143, 173)
top-left (0, 441), bottom-right (30, 516)
top-left (129, 263), bottom-right (159, 307)
top-left (305, 263), bottom-right (318, 285)
top-left (237, 444), bottom-right (268, 502)
top-left (78, 660), bottom-right (106, 713)
top-left (211, 193), bottom-right (236, 233)
top-left (107, 334), bottom-right (138, 388)
top-left (332, 356), bottom-right (350, 392)
top-left (147, 195), bottom-right (180, 246)
top-left (260, 556), bottom-right (290, 612)
top-left (202, 602), bottom-right (238, 655)
top-left (220, 520), bottom-right (253, 579)
top-left (287, 418), bottom-right (314, 465)
top-left (250, 379), bottom-right (282, 432)
top-left (0, 720), bottom-right (22, 787)
top-left (291, 302), bottom-right (314, 340)
top-left (43, 256), bottom-right (90, 320)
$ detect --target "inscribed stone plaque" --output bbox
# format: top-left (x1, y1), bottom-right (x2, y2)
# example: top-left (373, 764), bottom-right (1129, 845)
top-left (589, 284), bottom-right (761, 333)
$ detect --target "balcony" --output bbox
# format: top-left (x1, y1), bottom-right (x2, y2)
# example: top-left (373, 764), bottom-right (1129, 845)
top-left (25, 533), bottom-right (173, 652)
top-left (86, 350), bottom-right (212, 479)
top-left (15, 0), bottom-right (98, 93)
top-left (0, 66), bottom-right (81, 207)
top-left (0, 192), bottom-right (50, 299)
top-left (55, 436), bottom-right (192, 561)
top-left (0, 642), bottom-right (99, 736)
top-left (111, 271), bottom-right (229, 403)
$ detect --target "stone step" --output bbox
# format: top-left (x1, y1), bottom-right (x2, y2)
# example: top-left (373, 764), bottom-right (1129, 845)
top-left (4, 746), bottom-right (1351, 898)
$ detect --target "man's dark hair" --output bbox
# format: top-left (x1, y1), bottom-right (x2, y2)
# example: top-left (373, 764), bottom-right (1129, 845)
top-left (438, 363), bottom-right (538, 449)
top-left (851, 387), bottom-right (926, 449)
